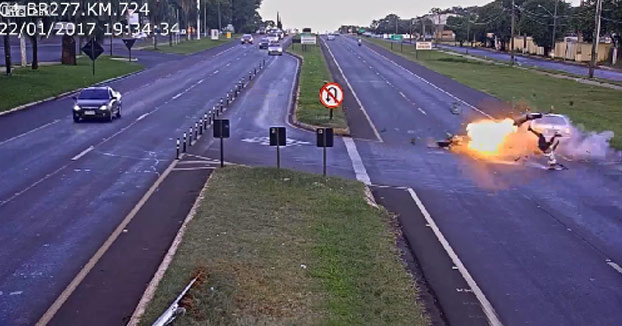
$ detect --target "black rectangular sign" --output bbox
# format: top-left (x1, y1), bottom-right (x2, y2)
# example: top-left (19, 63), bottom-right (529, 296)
top-left (269, 127), bottom-right (286, 146)
top-left (316, 128), bottom-right (334, 147)
top-left (213, 119), bottom-right (230, 138)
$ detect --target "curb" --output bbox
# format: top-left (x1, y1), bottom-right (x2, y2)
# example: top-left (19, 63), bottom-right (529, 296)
top-left (285, 50), bottom-right (350, 137)
top-left (0, 67), bottom-right (145, 118)
top-left (127, 169), bottom-right (214, 326)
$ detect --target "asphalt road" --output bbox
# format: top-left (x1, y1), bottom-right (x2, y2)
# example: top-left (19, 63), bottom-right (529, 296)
top-left (437, 43), bottom-right (622, 82)
top-left (1, 33), bottom-right (621, 326)
top-left (324, 36), bottom-right (622, 325)
top-left (190, 52), bottom-right (356, 179)
top-left (0, 40), bottom-right (267, 326)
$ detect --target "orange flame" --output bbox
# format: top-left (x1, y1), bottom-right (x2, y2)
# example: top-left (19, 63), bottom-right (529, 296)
top-left (466, 118), bottom-right (518, 156)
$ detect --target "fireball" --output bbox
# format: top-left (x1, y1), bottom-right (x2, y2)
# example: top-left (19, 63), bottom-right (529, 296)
top-left (466, 118), bottom-right (518, 156)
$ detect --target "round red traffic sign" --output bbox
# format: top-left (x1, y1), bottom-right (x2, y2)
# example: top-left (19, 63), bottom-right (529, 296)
top-left (319, 82), bottom-right (344, 109)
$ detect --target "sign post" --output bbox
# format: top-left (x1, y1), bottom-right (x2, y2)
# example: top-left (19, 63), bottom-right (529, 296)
top-left (213, 119), bottom-right (230, 167)
top-left (300, 33), bottom-right (316, 52)
top-left (210, 29), bottom-right (219, 40)
top-left (415, 41), bottom-right (432, 59)
top-left (269, 127), bottom-right (287, 169)
top-left (122, 38), bottom-right (136, 62)
top-left (319, 82), bottom-right (344, 120)
top-left (316, 128), bottom-right (334, 176)
top-left (81, 39), bottom-right (104, 75)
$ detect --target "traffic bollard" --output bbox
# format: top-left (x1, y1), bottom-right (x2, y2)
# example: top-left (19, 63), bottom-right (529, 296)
top-left (176, 138), bottom-right (180, 159)
top-left (195, 122), bottom-right (199, 138)
top-left (203, 114), bottom-right (208, 128)
top-left (183, 133), bottom-right (187, 152)
top-left (189, 127), bottom-right (193, 145)
top-left (199, 120), bottom-right (203, 135)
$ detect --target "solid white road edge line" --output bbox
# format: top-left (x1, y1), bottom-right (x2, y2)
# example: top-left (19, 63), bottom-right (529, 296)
top-left (364, 42), bottom-right (494, 119)
top-left (71, 146), bottom-right (94, 161)
top-left (406, 187), bottom-right (503, 326)
top-left (323, 39), bottom-right (383, 142)
top-left (126, 171), bottom-right (213, 326)
top-left (343, 137), bottom-right (371, 185)
top-left (0, 119), bottom-right (61, 146)
top-left (35, 158), bottom-right (181, 326)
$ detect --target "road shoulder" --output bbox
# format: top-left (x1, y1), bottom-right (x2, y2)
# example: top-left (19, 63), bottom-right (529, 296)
top-left (44, 156), bottom-right (215, 326)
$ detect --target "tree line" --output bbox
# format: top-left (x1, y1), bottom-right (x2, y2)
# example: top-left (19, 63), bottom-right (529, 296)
top-left (363, 0), bottom-right (621, 56)
top-left (3, 0), bottom-right (266, 74)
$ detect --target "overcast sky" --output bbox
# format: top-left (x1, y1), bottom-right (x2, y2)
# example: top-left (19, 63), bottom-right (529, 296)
top-left (258, 0), bottom-right (582, 32)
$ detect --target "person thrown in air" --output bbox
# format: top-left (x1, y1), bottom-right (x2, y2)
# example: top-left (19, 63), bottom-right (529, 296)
top-left (528, 125), bottom-right (562, 169)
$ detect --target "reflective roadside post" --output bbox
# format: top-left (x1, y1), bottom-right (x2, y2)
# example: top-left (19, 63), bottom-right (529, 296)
top-left (213, 119), bottom-right (230, 167)
top-left (269, 127), bottom-right (287, 169)
top-left (316, 128), bottom-right (334, 176)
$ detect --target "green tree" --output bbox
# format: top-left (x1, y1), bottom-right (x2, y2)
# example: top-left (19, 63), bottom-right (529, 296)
top-left (518, 0), bottom-right (572, 54)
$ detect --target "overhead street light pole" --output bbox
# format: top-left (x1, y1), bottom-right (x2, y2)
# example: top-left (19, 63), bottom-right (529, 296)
top-left (589, 0), bottom-right (603, 78)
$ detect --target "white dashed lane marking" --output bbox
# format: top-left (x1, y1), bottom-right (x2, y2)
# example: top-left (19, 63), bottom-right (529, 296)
top-left (606, 260), bottom-right (622, 275)
top-left (71, 146), bottom-right (94, 161)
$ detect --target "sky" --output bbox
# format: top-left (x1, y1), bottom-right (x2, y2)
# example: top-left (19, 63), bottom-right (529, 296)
top-left (258, 0), bottom-right (582, 33)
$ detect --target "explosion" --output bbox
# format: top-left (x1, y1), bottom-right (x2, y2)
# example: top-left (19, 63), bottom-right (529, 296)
top-left (466, 118), bottom-right (518, 156)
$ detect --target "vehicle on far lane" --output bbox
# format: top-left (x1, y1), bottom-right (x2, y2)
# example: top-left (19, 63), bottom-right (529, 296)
top-left (259, 38), bottom-right (269, 49)
top-left (268, 41), bottom-right (283, 56)
top-left (267, 33), bottom-right (279, 43)
top-left (72, 87), bottom-right (122, 123)
top-left (327, 34), bottom-right (335, 41)
top-left (241, 34), bottom-right (254, 44)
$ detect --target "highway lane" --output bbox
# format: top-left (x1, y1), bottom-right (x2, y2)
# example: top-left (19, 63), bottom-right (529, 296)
top-left (326, 36), bottom-right (622, 325)
top-left (0, 41), bottom-right (266, 326)
top-left (436, 43), bottom-right (622, 82)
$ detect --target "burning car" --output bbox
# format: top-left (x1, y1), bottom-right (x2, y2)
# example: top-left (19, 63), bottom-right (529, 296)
top-left (528, 114), bottom-right (572, 138)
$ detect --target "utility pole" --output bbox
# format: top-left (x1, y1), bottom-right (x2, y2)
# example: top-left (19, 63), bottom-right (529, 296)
top-left (551, 0), bottom-right (559, 56)
top-left (2, 17), bottom-right (11, 75)
top-left (466, 11), bottom-right (471, 54)
top-left (510, 0), bottom-right (515, 66)
top-left (218, 1), bottom-right (222, 31)
top-left (589, 0), bottom-right (603, 78)
top-left (196, 0), bottom-right (201, 40)
top-left (395, 16), bottom-right (398, 34)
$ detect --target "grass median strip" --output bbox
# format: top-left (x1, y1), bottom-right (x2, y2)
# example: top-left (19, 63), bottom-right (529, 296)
top-left (367, 38), bottom-right (622, 149)
top-left (139, 166), bottom-right (428, 326)
top-left (149, 36), bottom-right (236, 55)
top-left (0, 56), bottom-right (141, 113)
top-left (289, 43), bottom-right (349, 131)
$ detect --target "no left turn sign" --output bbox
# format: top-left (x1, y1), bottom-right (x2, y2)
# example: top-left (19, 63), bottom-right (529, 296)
top-left (319, 82), bottom-right (344, 109)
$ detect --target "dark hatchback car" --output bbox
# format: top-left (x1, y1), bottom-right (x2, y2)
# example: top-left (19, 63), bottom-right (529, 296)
top-left (258, 38), bottom-right (269, 49)
top-left (72, 87), bottom-right (122, 122)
